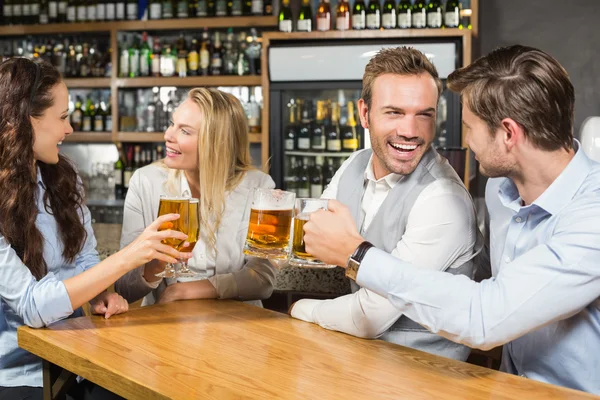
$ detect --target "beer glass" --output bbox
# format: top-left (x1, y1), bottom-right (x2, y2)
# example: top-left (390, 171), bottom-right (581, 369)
top-left (290, 198), bottom-right (333, 267)
top-left (243, 188), bottom-right (295, 259)
top-left (156, 196), bottom-right (189, 278)
top-left (177, 198), bottom-right (199, 278)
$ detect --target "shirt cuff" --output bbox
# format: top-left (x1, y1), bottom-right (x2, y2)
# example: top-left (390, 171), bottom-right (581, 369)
top-left (356, 248), bottom-right (405, 298)
top-left (140, 266), bottom-right (162, 289)
top-left (290, 299), bottom-right (322, 323)
top-left (35, 273), bottom-right (74, 326)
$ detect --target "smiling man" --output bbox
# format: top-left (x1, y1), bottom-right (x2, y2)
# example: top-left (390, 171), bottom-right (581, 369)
top-left (289, 47), bottom-right (481, 361)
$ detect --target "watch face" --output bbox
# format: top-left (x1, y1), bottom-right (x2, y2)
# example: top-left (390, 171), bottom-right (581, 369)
top-left (345, 258), bottom-right (360, 281)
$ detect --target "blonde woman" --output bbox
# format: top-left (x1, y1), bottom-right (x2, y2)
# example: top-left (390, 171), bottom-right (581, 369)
top-left (114, 88), bottom-right (276, 306)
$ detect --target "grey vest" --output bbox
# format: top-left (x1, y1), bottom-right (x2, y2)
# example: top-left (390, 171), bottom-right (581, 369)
top-left (337, 148), bottom-right (476, 361)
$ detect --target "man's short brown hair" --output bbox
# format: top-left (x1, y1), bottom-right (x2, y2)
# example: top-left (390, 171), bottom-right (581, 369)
top-left (448, 45), bottom-right (574, 151)
top-left (361, 47), bottom-right (443, 109)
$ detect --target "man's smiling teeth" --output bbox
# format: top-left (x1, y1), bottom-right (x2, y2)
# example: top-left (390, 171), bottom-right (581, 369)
top-left (390, 143), bottom-right (418, 151)
top-left (166, 147), bottom-right (181, 155)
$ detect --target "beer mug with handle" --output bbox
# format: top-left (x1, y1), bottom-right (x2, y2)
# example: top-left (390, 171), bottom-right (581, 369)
top-left (243, 188), bottom-right (295, 259)
top-left (290, 198), bottom-right (334, 268)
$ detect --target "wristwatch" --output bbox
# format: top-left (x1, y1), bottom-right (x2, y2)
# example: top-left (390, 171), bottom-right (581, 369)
top-left (345, 241), bottom-right (374, 281)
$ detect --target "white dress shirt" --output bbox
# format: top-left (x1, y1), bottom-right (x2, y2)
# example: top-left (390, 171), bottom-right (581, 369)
top-left (291, 149), bottom-right (477, 340)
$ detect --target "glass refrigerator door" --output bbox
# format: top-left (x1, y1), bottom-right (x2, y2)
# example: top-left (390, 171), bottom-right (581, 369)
top-left (277, 87), bottom-right (364, 198)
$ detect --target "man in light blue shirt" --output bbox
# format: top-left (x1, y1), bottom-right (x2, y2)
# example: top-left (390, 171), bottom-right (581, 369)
top-left (302, 45), bottom-right (600, 394)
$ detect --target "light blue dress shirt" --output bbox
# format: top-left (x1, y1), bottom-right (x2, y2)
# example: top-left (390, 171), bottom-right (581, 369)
top-left (0, 171), bottom-right (99, 387)
top-left (356, 142), bottom-right (600, 394)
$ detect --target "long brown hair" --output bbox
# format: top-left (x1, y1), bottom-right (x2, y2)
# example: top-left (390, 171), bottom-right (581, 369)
top-left (0, 58), bottom-right (86, 280)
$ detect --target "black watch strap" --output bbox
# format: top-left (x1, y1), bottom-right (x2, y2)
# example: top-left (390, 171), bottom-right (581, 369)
top-left (345, 241), bottom-right (374, 281)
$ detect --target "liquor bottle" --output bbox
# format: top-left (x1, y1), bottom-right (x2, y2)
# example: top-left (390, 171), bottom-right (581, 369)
top-left (444, 0), bottom-right (460, 28)
top-left (187, 38), bottom-right (199, 76)
top-left (145, 96), bottom-right (156, 132)
top-left (263, 0), bottom-right (271, 15)
top-left (427, 0), bottom-right (442, 28)
top-left (176, 0), bottom-right (187, 17)
top-left (96, 0), bottom-right (106, 20)
top-left (242, 0), bottom-right (251, 15)
top-left (215, 0), bottom-right (225, 16)
top-left (66, 0), bottom-right (76, 21)
top-left (206, 0), bottom-right (215, 15)
top-left (165, 91), bottom-right (177, 123)
top-left (323, 157), bottom-right (336, 187)
top-left (4, 0), bottom-right (13, 25)
top-left (126, 0), bottom-right (137, 20)
top-left (87, 0), bottom-right (97, 21)
top-left (119, 42), bottom-right (129, 77)
top-left (12, 0), bottom-right (22, 25)
top-left (30, 0), bottom-right (40, 23)
top-left (315, 0), bottom-right (330, 31)
top-left (187, 0), bottom-right (196, 16)
top-left (278, 0), bottom-right (292, 32)
top-left (397, 0), bottom-right (410, 28)
top-left (311, 100), bottom-right (326, 152)
top-left (114, 143), bottom-right (124, 199)
top-left (297, 157), bottom-right (310, 198)
top-left (151, 37), bottom-right (161, 76)
top-left (296, 0), bottom-right (312, 32)
top-left (381, 0), bottom-right (395, 29)
top-left (115, 0), bottom-right (125, 19)
top-left (76, 0), bottom-right (85, 21)
top-left (284, 101), bottom-right (297, 151)
top-left (161, 0), bottom-right (172, 17)
top-left (341, 101), bottom-right (359, 152)
top-left (176, 34), bottom-right (187, 77)
top-left (128, 38), bottom-right (140, 77)
top-left (352, 0), bottom-right (365, 30)
top-left (297, 99), bottom-right (311, 151)
top-left (222, 28), bottom-right (236, 75)
top-left (148, 0), bottom-right (160, 17)
top-left (47, 0), bottom-right (57, 21)
top-left (82, 96), bottom-right (93, 132)
top-left (139, 32), bottom-right (151, 77)
top-left (79, 43), bottom-right (91, 77)
top-left (22, 0), bottom-right (31, 25)
top-left (310, 156), bottom-right (324, 198)
top-left (246, 28), bottom-right (261, 75)
top-left (250, 0), bottom-right (261, 15)
top-left (57, 0), bottom-right (67, 21)
top-left (104, 96), bottom-right (112, 131)
top-left (335, 0), bottom-right (349, 31)
top-left (94, 98), bottom-right (105, 132)
top-left (123, 146), bottom-right (133, 196)
top-left (70, 96), bottom-right (83, 131)
top-left (199, 29), bottom-right (210, 76)
top-left (154, 87), bottom-right (167, 131)
top-left (283, 156), bottom-right (296, 194)
top-left (227, 0), bottom-right (241, 16)
top-left (327, 102), bottom-right (341, 152)
top-left (411, 0), bottom-right (425, 28)
top-left (235, 32), bottom-right (249, 75)
top-left (248, 88), bottom-right (261, 133)
top-left (366, 0), bottom-right (380, 30)
top-left (160, 43), bottom-right (176, 77)
top-left (39, 0), bottom-right (49, 23)
top-left (210, 31), bottom-right (223, 75)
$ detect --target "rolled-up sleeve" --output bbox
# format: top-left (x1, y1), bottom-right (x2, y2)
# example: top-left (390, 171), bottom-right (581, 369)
top-left (208, 256), bottom-right (277, 300)
top-left (75, 205), bottom-right (100, 272)
top-left (0, 235), bottom-right (73, 328)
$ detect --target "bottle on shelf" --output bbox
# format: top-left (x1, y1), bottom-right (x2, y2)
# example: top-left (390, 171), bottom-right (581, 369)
top-left (327, 102), bottom-right (341, 152)
top-left (39, 0), bottom-right (50, 24)
top-left (316, 0), bottom-right (331, 32)
top-left (123, 145), bottom-right (133, 196)
top-left (310, 156), bottom-right (324, 198)
top-left (311, 100), bottom-right (326, 152)
top-left (128, 37), bottom-right (140, 77)
top-left (4, 0), bottom-right (14, 26)
top-left (57, 0), bottom-right (67, 21)
top-left (105, 0), bottom-right (115, 20)
top-left (297, 157), bottom-right (310, 198)
top-left (153, 87), bottom-right (168, 131)
top-left (177, 0), bottom-right (188, 18)
top-left (248, 87), bottom-right (261, 133)
top-left (70, 96), bottom-right (83, 131)
top-left (335, 0), bottom-right (350, 31)
top-left (323, 157), bottom-right (336, 188)
top-left (151, 37), bottom-right (161, 76)
top-left (284, 156), bottom-right (297, 194)
top-left (296, 0), bottom-right (312, 32)
top-left (149, 0), bottom-right (161, 18)
top-left (12, 0), bottom-right (23, 25)
top-left (215, 0), bottom-right (226, 16)
top-left (352, 0), bottom-right (366, 30)
top-left (105, 96), bottom-right (112, 131)
top-left (366, 0), bottom-right (380, 30)
top-left (76, 0), bottom-right (86, 21)
top-left (114, 143), bottom-right (124, 200)
top-left (412, 0), bottom-right (426, 28)
top-left (93, 96), bottom-right (105, 132)
top-left (79, 42), bottom-right (91, 77)
top-left (427, 0), bottom-right (442, 28)
top-left (207, 0), bottom-right (215, 16)
top-left (176, 33), bottom-right (188, 77)
top-left (397, 0), bottom-right (411, 28)
top-left (444, 0), bottom-right (461, 28)
top-left (222, 28), bottom-right (236, 75)
top-left (96, 0), bottom-right (106, 21)
top-left (160, 43), bottom-right (177, 77)
top-left (278, 0), bottom-right (292, 32)
top-left (381, 0), bottom-right (396, 29)
top-left (187, 38), bottom-right (199, 76)
top-left (161, 0), bottom-right (173, 18)
top-left (140, 32), bottom-right (152, 77)
top-left (82, 96), bottom-right (94, 132)
top-left (297, 99), bottom-right (311, 151)
top-left (87, 0), bottom-right (97, 22)
top-left (227, 0), bottom-right (242, 16)
top-left (284, 100), bottom-right (297, 151)
top-left (210, 31), bottom-right (223, 75)
top-left (66, 0), bottom-right (76, 22)
top-left (263, 0), bottom-right (271, 15)
top-left (235, 31), bottom-right (250, 76)
top-left (246, 28), bottom-right (261, 75)
top-left (115, 0), bottom-right (125, 20)
top-left (126, 0), bottom-right (137, 20)
top-left (341, 101), bottom-right (359, 152)
top-left (250, 0), bottom-right (261, 15)
top-left (200, 29), bottom-right (211, 76)
top-left (22, 0), bottom-right (32, 25)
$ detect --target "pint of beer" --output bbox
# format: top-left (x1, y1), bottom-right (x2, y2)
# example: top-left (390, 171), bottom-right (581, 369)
top-left (290, 198), bottom-right (334, 268)
top-left (243, 188), bottom-right (295, 259)
top-left (156, 196), bottom-right (190, 278)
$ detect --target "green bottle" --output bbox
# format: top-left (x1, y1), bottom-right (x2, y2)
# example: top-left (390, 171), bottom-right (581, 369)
top-left (397, 0), bottom-right (410, 28)
top-left (365, 0), bottom-right (379, 30)
top-left (351, 0), bottom-right (365, 30)
top-left (381, 0), bottom-right (395, 29)
top-left (444, 0), bottom-right (461, 28)
top-left (278, 0), bottom-right (292, 32)
top-left (426, 0), bottom-right (442, 28)
top-left (411, 0), bottom-right (426, 28)
top-left (297, 0), bottom-right (312, 31)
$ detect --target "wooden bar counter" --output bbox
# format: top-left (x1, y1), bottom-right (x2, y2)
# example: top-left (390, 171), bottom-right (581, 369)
top-left (18, 300), bottom-right (598, 399)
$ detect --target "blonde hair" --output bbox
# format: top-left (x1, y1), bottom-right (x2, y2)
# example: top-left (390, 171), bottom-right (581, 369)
top-left (162, 88), bottom-right (255, 255)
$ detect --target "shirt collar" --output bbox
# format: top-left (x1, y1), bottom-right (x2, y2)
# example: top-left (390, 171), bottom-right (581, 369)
top-left (364, 154), bottom-right (404, 188)
top-left (179, 171), bottom-right (192, 197)
top-left (498, 139), bottom-right (592, 215)
top-left (36, 166), bottom-right (46, 189)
